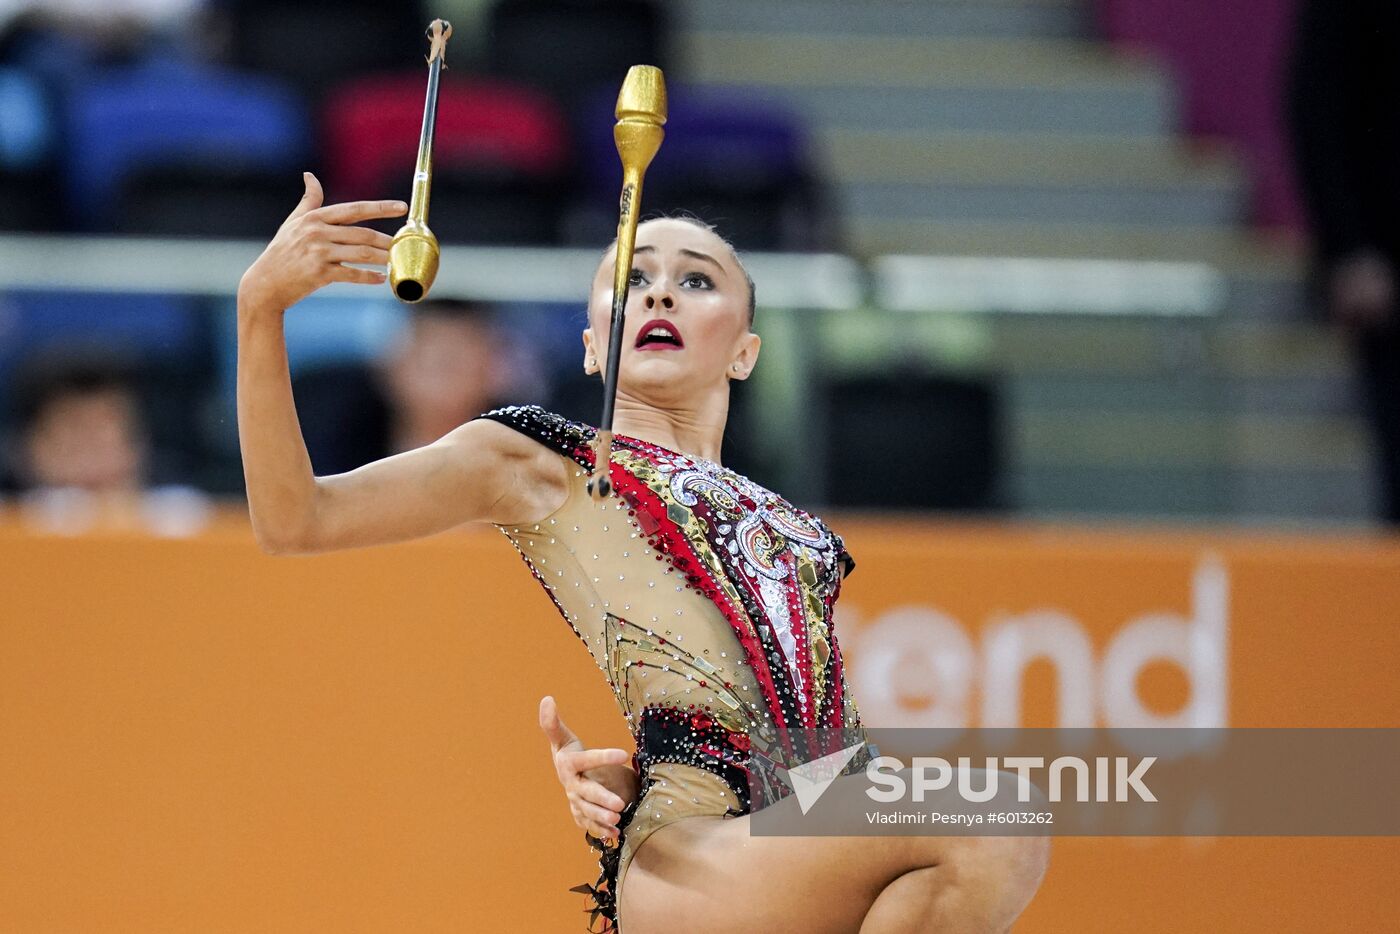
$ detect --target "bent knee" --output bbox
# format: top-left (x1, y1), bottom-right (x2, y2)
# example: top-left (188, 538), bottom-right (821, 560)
top-left (943, 835), bottom-right (1050, 928)
top-left (1005, 835), bottom-right (1050, 893)
top-left (977, 835), bottom-right (1048, 886)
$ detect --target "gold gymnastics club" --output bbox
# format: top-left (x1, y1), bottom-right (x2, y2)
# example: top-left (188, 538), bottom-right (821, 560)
top-left (589, 64), bottom-right (668, 499)
top-left (387, 18), bottom-right (452, 303)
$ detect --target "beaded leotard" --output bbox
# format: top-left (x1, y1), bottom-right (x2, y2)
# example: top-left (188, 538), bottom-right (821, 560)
top-left (477, 405), bottom-right (863, 932)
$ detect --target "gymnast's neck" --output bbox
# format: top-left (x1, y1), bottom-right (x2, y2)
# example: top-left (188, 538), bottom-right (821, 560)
top-left (609, 391), bottom-right (729, 465)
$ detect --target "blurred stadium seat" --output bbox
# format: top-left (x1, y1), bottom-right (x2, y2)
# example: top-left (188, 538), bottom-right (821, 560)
top-left (0, 67), bottom-right (53, 169)
top-left (213, 294), bottom-right (408, 383)
top-left (116, 164), bottom-right (307, 238)
top-left (0, 291), bottom-right (204, 373)
top-left (287, 361), bottom-right (392, 476)
top-left (575, 84), bottom-right (832, 251)
top-left (62, 59), bottom-right (308, 233)
top-left (200, 295), bottom-right (408, 484)
top-left (822, 372), bottom-right (1003, 512)
top-left (323, 75), bottom-right (572, 244)
top-left (485, 0), bottom-right (669, 108)
top-left (0, 66), bottom-right (58, 231)
top-left (218, 0), bottom-right (425, 101)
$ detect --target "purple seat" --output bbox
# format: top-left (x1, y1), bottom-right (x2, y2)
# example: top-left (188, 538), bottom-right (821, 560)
top-left (573, 85), bottom-right (828, 251)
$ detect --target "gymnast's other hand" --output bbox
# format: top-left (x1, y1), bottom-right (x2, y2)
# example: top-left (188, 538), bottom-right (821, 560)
top-left (539, 695), bottom-right (639, 846)
top-left (237, 172), bottom-right (406, 314)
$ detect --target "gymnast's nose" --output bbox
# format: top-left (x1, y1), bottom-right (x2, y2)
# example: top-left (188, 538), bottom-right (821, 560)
top-left (644, 282), bottom-right (675, 310)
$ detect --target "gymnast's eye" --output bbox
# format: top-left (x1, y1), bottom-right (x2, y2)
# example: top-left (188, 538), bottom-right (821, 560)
top-left (681, 272), bottom-right (714, 289)
top-left (628, 269), bottom-right (647, 287)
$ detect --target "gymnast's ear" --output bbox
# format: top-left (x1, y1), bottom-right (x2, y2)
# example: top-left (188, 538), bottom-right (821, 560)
top-left (581, 328), bottom-right (599, 375)
top-left (728, 331), bottom-right (761, 380)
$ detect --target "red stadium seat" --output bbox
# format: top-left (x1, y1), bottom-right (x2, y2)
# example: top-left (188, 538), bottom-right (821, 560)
top-left (322, 75), bottom-right (573, 244)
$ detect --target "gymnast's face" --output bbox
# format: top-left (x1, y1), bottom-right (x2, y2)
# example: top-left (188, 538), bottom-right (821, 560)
top-left (583, 219), bottom-right (759, 405)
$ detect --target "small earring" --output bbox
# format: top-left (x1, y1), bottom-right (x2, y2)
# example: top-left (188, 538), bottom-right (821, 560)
top-left (732, 363), bottom-right (742, 373)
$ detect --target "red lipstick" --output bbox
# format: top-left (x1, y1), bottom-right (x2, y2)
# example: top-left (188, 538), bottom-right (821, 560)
top-left (634, 318), bottom-right (685, 350)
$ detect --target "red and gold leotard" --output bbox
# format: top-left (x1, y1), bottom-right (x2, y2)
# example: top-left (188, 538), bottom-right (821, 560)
top-left (477, 405), bottom-right (863, 931)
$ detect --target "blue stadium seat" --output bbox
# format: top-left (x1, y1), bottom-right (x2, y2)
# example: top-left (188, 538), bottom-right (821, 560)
top-left (61, 59), bottom-right (308, 231)
top-left (205, 295), bottom-right (409, 458)
top-left (0, 291), bottom-right (202, 372)
top-left (257, 295), bottom-right (409, 373)
top-left (0, 68), bottom-right (53, 170)
top-left (0, 67), bottom-right (58, 231)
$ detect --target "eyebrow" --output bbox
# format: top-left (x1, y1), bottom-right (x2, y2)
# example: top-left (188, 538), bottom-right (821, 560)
top-left (633, 245), bottom-right (729, 277)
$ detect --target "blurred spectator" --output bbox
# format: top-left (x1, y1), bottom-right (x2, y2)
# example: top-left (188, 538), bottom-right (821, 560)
top-left (294, 300), bottom-right (518, 475)
top-left (0, 350), bottom-right (210, 533)
top-left (2, 352), bottom-right (147, 494)
top-left (1287, 0), bottom-right (1400, 525)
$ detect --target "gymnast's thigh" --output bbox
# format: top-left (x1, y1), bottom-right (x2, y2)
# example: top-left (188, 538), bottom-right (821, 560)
top-left (616, 773), bottom-right (974, 934)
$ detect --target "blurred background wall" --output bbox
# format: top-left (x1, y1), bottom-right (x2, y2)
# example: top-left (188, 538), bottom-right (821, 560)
top-left (1, 1), bottom-right (1398, 931)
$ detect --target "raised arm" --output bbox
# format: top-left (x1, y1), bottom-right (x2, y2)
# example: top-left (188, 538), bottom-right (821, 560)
top-left (236, 173), bottom-right (567, 554)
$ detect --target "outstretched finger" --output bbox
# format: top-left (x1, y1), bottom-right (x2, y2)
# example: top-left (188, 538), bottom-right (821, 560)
top-left (327, 264), bottom-right (387, 286)
top-left (326, 243), bottom-right (389, 267)
top-left (575, 778), bottom-right (627, 814)
top-left (562, 747), bottom-right (631, 774)
top-left (539, 696), bottom-right (579, 754)
top-left (331, 225), bottom-right (395, 250)
top-left (574, 799), bottom-right (621, 830)
top-left (313, 198), bottom-right (408, 226)
top-left (285, 171), bottom-right (325, 221)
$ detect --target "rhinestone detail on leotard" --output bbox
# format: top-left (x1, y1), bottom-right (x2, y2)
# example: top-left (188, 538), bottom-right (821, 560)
top-left (477, 405), bottom-right (862, 932)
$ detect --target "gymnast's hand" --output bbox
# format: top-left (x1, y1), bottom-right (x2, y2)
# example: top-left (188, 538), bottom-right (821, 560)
top-left (237, 172), bottom-right (407, 314)
top-left (539, 695), bottom-right (639, 846)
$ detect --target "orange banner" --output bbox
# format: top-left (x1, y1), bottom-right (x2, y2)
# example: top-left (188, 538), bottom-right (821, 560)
top-left (1, 513), bottom-right (1396, 932)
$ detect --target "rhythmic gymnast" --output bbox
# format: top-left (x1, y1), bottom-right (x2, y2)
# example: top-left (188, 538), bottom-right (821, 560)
top-left (236, 174), bottom-right (1049, 932)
